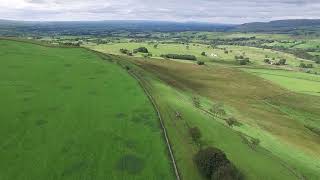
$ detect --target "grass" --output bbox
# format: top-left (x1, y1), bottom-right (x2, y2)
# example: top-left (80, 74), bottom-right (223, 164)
top-left (127, 58), bottom-right (320, 180)
top-left (243, 68), bottom-right (320, 96)
top-left (85, 42), bottom-right (320, 72)
top-left (0, 40), bottom-right (174, 180)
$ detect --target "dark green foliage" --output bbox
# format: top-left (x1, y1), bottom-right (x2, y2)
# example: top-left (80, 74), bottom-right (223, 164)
top-left (193, 97), bottom-right (201, 108)
top-left (300, 63), bottom-right (314, 68)
top-left (190, 127), bottom-right (202, 145)
top-left (264, 58), bottom-right (271, 64)
top-left (194, 147), bottom-right (242, 180)
top-left (197, 61), bottom-right (205, 65)
top-left (210, 103), bottom-right (226, 117)
top-left (201, 52), bottom-right (207, 56)
top-left (225, 117), bottom-right (239, 127)
top-left (161, 54), bottom-right (197, 61)
top-left (120, 48), bottom-right (131, 55)
top-left (133, 47), bottom-right (149, 53)
top-left (278, 58), bottom-right (286, 65)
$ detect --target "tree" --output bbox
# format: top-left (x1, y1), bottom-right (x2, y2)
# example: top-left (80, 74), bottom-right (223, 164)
top-left (278, 58), bottom-right (286, 65)
top-left (225, 117), bottom-right (239, 127)
top-left (197, 61), bottom-right (205, 65)
top-left (299, 63), bottom-right (306, 68)
top-left (201, 52), bottom-right (207, 56)
top-left (193, 97), bottom-right (201, 108)
top-left (189, 127), bottom-right (202, 145)
top-left (153, 44), bottom-right (158, 49)
top-left (210, 103), bottom-right (226, 117)
top-left (306, 64), bottom-right (313, 68)
top-left (194, 147), bottom-right (242, 180)
top-left (133, 47), bottom-right (149, 53)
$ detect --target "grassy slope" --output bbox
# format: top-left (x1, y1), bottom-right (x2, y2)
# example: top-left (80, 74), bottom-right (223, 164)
top-left (243, 68), bottom-right (320, 96)
top-left (85, 42), bottom-right (319, 73)
top-left (129, 59), bottom-right (320, 180)
top-left (0, 40), bottom-right (174, 180)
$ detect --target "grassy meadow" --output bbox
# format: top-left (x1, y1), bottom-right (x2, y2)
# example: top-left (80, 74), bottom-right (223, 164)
top-left (243, 68), bottom-right (320, 96)
top-left (112, 56), bottom-right (320, 180)
top-left (0, 40), bottom-right (174, 180)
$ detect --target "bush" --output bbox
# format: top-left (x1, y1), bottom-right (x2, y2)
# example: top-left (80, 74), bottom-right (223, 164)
top-left (225, 117), bottom-right (239, 127)
top-left (189, 127), bottom-right (202, 144)
top-left (161, 54), bottom-right (197, 61)
top-left (210, 103), bottom-right (226, 117)
top-left (197, 61), bottom-right (205, 65)
top-left (133, 47), bottom-right (149, 53)
top-left (264, 58), bottom-right (270, 64)
top-left (194, 147), bottom-right (242, 180)
top-left (201, 52), bottom-right (207, 56)
top-left (120, 48), bottom-right (130, 54)
top-left (278, 58), bottom-right (286, 65)
top-left (306, 64), bottom-right (313, 68)
top-left (238, 59), bottom-right (248, 65)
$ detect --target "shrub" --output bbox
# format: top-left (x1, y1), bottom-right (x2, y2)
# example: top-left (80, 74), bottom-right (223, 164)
top-left (197, 61), bottom-right (205, 65)
top-left (193, 97), bottom-right (201, 108)
top-left (238, 59), bottom-right (248, 65)
top-left (264, 58), bottom-right (270, 64)
top-left (194, 147), bottom-right (242, 180)
top-left (189, 127), bottom-right (202, 144)
top-left (161, 54), bottom-right (197, 61)
top-left (120, 48), bottom-right (130, 54)
top-left (133, 47), bottom-right (149, 53)
top-left (225, 117), bottom-right (239, 127)
top-left (201, 52), bottom-right (207, 56)
top-left (210, 103), bottom-right (226, 117)
top-left (278, 58), bottom-right (286, 65)
top-left (306, 64), bottom-right (313, 68)
top-left (299, 63), bottom-right (306, 68)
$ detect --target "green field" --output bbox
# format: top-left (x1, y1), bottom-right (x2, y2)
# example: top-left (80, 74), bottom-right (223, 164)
top-left (0, 40), bottom-right (174, 180)
top-left (243, 68), bottom-right (320, 96)
top-left (85, 42), bottom-right (319, 70)
top-left (113, 57), bottom-right (320, 180)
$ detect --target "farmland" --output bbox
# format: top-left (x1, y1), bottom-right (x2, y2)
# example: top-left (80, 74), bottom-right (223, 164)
top-left (1, 27), bottom-right (320, 180)
top-left (0, 40), bottom-right (174, 180)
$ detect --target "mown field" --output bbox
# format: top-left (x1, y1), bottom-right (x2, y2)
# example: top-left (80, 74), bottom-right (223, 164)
top-left (243, 68), bottom-right (320, 96)
top-left (0, 40), bottom-right (174, 180)
top-left (112, 56), bottom-right (320, 180)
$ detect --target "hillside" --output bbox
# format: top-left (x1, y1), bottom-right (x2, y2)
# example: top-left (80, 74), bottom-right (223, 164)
top-left (233, 19), bottom-right (320, 34)
top-left (0, 40), bottom-right (174, 180)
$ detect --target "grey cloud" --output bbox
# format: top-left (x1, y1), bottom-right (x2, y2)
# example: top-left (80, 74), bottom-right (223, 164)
top-left (1, 0), bottom-right (320, 23)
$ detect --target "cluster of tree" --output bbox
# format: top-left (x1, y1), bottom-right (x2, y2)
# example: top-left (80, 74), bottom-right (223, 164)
top-left (264, 58), bottom-right (286, 65)
top-left (119, 48), bottom-right (133, 56)
top-left (194, 147), bottom-right (243, 180)
top-left (234, 55), bottom-right (250, 65)
top-left (197, 61), bottom-right (205, 65)
top-left (133, 47), bottom-right (149, 53)
top-left (59, 42), bottom-right (81, 47)
top-left (161, 54), bottom-right (197, 61)
top-left (299, 63), bottom-right (314, 68)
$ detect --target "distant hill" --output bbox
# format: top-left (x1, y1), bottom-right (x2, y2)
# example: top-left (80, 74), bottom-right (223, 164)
top-left (232, 19), bottom-right (320, 34)
top-left (0, 19), bottom-right (235, 36)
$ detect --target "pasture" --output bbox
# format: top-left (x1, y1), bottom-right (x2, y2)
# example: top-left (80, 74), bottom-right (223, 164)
top-left (243, 68), bottom-right (320, 96)
top-left (0, 40), bottom-right (174, 180)
top-left (128, 58), bottom-right (320, 180)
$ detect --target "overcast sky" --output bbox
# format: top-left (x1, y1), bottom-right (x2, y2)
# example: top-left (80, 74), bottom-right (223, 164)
top-left (0, 0), bottom-right (319, 24)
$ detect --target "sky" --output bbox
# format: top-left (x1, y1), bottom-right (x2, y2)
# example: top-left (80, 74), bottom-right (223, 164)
top-left (0, 0), bottom-right (319, 24)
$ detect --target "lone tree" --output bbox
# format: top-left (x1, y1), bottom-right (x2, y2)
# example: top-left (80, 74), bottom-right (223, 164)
top-left (194, 147), bottom-right (242, 180)
top-left (189, 127), bottom-right (202, 146)
top-left (201, 52), bottom-right (207, 56)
